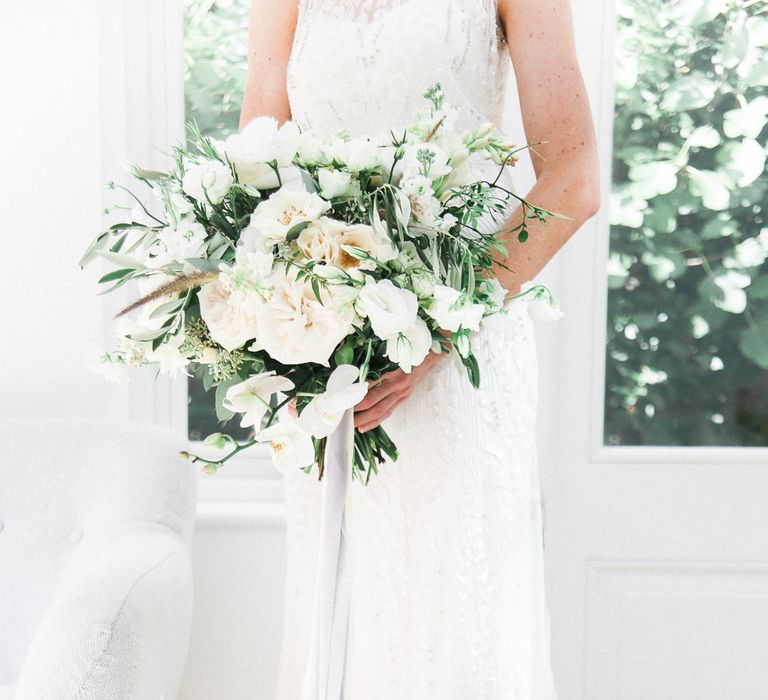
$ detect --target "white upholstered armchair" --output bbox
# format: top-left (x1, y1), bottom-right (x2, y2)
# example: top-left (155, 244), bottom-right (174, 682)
top-left (0, 419), bottom-right (198, 700)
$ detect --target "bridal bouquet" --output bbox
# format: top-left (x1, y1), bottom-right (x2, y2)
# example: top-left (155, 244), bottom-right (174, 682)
top-left (81, 84), bottom-right (561, 482)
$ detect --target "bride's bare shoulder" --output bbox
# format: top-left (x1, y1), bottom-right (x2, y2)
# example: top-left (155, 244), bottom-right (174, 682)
top-left (240, 0), bottom-right (301, 128)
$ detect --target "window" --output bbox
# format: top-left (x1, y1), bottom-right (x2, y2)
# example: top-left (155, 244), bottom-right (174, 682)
top-left (183, 0), bottom-right (251, 441)
top-left (605, 0), bottom-right (768, 447)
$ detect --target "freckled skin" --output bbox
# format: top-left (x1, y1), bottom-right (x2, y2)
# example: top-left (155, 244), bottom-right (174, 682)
top-left (242, 0), bottom-right (601, 432)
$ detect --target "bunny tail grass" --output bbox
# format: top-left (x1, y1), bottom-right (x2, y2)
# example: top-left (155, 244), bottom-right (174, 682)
top-left (115, 271), bottom-right (219, 318)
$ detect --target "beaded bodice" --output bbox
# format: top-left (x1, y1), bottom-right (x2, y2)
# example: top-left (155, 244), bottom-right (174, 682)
top-left (287, 0), bottom-right (510, 136)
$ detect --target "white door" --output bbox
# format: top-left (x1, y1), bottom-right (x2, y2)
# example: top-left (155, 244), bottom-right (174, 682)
top-left (543, 1), bottom-right (768, 698)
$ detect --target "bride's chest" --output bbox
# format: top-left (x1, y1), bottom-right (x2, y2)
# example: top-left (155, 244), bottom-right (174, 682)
top-left (290, 0), bottom-right (499, 79)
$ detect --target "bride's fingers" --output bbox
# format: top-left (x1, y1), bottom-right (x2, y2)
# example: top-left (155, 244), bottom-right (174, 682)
top-left (354, 391), bottom-right (405, 431)
top-left (355, 370), bottom-right (405, 412)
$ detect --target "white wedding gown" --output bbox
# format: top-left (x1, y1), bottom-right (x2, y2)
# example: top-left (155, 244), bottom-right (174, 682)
top-left (278, 1), bottom-right (559, 698)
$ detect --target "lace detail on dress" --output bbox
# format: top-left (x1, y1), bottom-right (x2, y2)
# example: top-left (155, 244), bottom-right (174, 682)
top-left (288, 0), bottom-right (509, 137)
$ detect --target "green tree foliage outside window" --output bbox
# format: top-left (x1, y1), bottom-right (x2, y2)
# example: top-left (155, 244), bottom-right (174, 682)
top-left (606, 0), bottom-right (768, 446)
top-left (183, 0), bottom-right (250, 440)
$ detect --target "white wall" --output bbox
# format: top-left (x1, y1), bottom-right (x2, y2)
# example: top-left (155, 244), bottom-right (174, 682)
top-left (0, 1), bottom-right (128, 423)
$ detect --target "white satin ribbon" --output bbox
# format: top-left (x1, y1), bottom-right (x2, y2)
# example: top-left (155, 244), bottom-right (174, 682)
top-left (301, 408), bottom-right (354, 700)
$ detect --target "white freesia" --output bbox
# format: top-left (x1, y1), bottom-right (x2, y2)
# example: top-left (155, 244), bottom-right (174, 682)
top-left (299, 365), bottom-right (368, 438)
top-left (257, 419), bottom-right (315, 473)
top-left (223, 371), bottom-right (295, 429)
top-left (317, 168), bottom-right (358, 199)
top-left (198, 277), bottom-right (261, 351)
top-left (222, 116), bottom-right (301, 189)
top-left (251, 271), bottom-right (354, 366)
top-left (356, 277), bottom-right (418, 340)
top-left (426, 284), bottom-right (485, 332)
top-left (520, 282), bottom-right (564, 321)
top-left (385, 316), bottom-right (432, 373)
top-left (181, 159), bottom-right (233, 204)
top-left (242, 186), bottom-right (330, 248)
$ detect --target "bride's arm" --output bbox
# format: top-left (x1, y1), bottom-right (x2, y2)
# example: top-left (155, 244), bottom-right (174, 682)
top-left (355, 0), bottom-right (600, 432)
top-left (239, 0), bottom-right (299, 129)
top-left (493, 0), bottom-right (601, 295)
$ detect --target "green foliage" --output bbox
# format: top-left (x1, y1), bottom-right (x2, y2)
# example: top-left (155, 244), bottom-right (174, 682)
top-left (183, 0), bottom-right (250, 140)
top-left (606, 0), bottom-right (768, 446)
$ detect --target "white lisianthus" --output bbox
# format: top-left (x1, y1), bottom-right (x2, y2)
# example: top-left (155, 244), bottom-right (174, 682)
top-left (299, 365), bottom-right (368, 438)
top-left (426, 284), bottom-right (485, 332)
top-left (335, 137), bottom-right (382, 172)
top-left (222, 116), bottom-right (301, 189)
top-left (356, 277), bottom-right (419, 340)
top-left (198, 277), bottom-right (261, 351)
top-left (398, 142), bottom-right (452, 180)
top-left (223, 371), bottom-right (295, 429)
top-left (257, 420), bottom-right (315, 473)
top-left (243, 186), bottom-right (330, 248)
top-left (317, 168), bottom-right (358, 199)
top-left (147, 333), bottom-right (192, 378)
top-left (251, 271), bottom-right (354, 366)
top-left (181, 159), bottom-right (233, 205)
top-left (385, 316), bottom-right (432, 373)
top-left (520, 282), bottom-right (564, 321)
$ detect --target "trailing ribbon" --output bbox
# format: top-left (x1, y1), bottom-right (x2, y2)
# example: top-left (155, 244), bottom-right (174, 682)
top-left (301, 408), bottom-right (354, 700)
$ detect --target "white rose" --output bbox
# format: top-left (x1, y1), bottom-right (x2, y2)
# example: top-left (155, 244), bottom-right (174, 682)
top-left (181, 159), bottom-right (233, 204)
top-left (331, 219), bottom-right (397, 269)
top-left (257, 419), bottom-right (315, 473)
top-left (385, 316), bottom-right (432, 373)
top-left (243, 186), bottom-right (330, 247)
top-left (299, 365), bottom-right (368, 438)
top-left (356, 277), bottom-right (418, 340)
top-left (224, 371), bottom-right (295, 430)
top-left (295, 219), bottom-right (342, 264)
top-left (252, 271), bottom-right (354, 366)
top-left (426, 284), bottom-right (485, 333)
top-left (222, 117), bottom-right (300, 189)
top-left (198, 277), bottom-right (260, 351)
top-left (317, 168), bottom-right (357, 199)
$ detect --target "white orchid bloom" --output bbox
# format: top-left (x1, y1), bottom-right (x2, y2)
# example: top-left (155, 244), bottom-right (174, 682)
top-left (257, 419), bottom-right (315, 473)
top-left (426, 284), bottom-right (485, 333)
top-left (299, 365), bottom-right (368, 438)
top-left (223, 371), bottom-right (295, 429)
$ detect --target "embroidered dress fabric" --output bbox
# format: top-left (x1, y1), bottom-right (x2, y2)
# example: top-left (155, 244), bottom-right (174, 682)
top-left (278, 1), bottom-right (559, 697)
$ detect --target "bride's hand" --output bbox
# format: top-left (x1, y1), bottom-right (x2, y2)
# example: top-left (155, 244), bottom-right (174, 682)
top-left (354, 350), bottom-right (447, 433)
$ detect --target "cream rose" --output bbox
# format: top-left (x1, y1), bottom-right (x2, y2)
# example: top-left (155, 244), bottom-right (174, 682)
top-left (198, 277), bottom-right (260, 352)
top-left (252, 271), bottom-right (354, 366)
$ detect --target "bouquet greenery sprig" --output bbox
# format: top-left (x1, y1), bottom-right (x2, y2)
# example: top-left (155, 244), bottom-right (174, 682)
top-left (81, 84), bottom-right (563, 483)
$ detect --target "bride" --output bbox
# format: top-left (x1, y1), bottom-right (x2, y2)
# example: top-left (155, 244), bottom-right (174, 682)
top-left (240, 1), bottom-right (599, 697)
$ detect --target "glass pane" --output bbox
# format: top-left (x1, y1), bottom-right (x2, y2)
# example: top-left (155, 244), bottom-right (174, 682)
top-left (604, 1), bottom-right (768, 447)
top-left (183, 0), bottom-right (250, 441)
